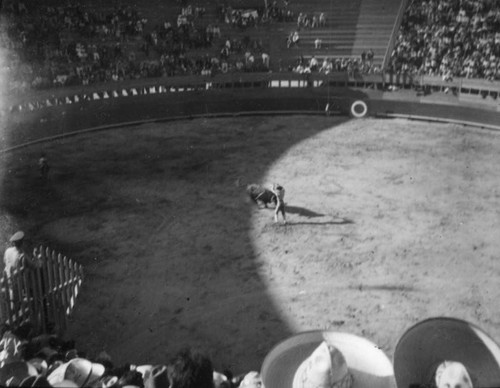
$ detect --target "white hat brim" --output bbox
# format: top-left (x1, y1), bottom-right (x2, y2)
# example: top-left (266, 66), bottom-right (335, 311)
top-left (394, 317), bottom-right (500, 388)
top-left (261, 331), bottom-right (396, 388)
top-left (47, 359), bottom-right (105, 387)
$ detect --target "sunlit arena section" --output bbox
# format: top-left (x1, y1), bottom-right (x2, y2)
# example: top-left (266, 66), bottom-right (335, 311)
top-left (1, 115), bottom-right (500, 375)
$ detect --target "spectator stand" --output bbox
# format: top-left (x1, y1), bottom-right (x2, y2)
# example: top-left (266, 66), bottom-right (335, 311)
top-left (0, 0), bottom-right (239, 90)
top-left (272, 0), bottom-right (403, 76)
top-left (390, 0), bottom-right (500, 81)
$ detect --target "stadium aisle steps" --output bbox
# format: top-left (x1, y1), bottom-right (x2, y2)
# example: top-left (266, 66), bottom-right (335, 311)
top-left (283, 0), bottom-right (403, 67)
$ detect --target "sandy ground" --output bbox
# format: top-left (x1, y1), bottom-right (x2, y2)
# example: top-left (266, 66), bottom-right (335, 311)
top-left (1, 116), bottom-right (500, 375)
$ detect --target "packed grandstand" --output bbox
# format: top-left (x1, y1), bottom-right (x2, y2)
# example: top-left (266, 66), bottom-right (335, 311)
top-left (2, 1), bottom-right (494, 94)
top-left (2, 0), bottom-right (500, 387)
top-left (2, 0), bottom-right (498, 94)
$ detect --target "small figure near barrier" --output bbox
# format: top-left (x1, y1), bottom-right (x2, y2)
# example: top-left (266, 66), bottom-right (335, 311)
top-left (38, 153), bottom-right (50, 181)
top-left (3, 231), bottom-right (27, 277)
top-left (2, 231), bottom-right (39, 312)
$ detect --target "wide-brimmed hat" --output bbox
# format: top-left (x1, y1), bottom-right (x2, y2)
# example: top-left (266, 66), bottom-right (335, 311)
top-left (213, 370), bottom-right (229, 387)
top-left (9, 231), bottom-right (24, 243)
top-left (47, 358), bottom-right (105, 387)
top-left (261, 331), bottom-right (396, 388)
top-left (393, 317), bottom-right (500, 388)
top-left (238, 371), bottom-right (263, 388)
top-left (26, 358), bottom-right (48, 375)
top-left (51, 379), bottom-right (79, 388)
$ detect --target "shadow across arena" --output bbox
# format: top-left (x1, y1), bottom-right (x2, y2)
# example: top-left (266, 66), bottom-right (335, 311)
top-left (289, 219), bottom-right (355, 226)
top-left (285, 205), bottom-right (325, 218)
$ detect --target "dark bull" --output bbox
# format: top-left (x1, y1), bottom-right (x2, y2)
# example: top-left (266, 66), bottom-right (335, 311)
top-left (246, 184), bottom-right (277, 208)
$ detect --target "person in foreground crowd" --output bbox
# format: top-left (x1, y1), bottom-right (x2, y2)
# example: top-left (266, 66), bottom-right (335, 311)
top-left (0, 317), bottom-right (499, 387)
top-left (393, 317), bottom-right (500, 388)
top-left (260, 330), bottom-right (396, 388)
top-left (167, 348), bottom-right (215, 388)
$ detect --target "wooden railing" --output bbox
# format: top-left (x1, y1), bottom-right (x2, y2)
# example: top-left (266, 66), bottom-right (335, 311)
top-left (0, 246), bottom-right (84, 335)
top-left (2, 72), bottom-right (499, 118)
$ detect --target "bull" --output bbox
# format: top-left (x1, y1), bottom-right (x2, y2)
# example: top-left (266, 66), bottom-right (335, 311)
top-left (246, 184), bottom-right (277, 208)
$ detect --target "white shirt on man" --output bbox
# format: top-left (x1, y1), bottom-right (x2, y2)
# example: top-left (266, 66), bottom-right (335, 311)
top-left (3, 247), bottom-right (24, 277)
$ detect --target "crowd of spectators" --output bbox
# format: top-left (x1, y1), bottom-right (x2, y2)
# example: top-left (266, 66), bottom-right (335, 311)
top-left (1, 0), bottom-right (379, 94)
top-left (0, 323), bottom-right (259, 388)
top-left (285, 11), bottom-right (327, 49)
top-left (290, 50), bottom-right (380, 76)
top-left (0, 307), bottom-right (497, 388)
top-left (296, 11), bottom-right (326, 30)
top-left (390, 0), bottom-right (500, 81)
top-left (0, 0), bottom-right (273, 93)
top-left (217, 0), bottom-right (295, 28)
top-left (5, 0), bottom-right (500, 96)
top-left (2, 1), bottom-right (150, 90)
top-left (264, 1), bottom-right (295, 23)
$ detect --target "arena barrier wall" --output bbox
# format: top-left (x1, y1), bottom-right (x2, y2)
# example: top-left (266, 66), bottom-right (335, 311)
top-left (0, 246), bottom-right (84, 335)
top-left (2, 72), bottom-right (500, 152)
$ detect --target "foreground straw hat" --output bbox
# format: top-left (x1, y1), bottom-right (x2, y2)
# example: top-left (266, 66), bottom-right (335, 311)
top-left (261, 331), bottom-right (396, 388)
top-left (393, 317), bottom-right (500, 388)
top-left (47, 358), bottom-right (105, 387)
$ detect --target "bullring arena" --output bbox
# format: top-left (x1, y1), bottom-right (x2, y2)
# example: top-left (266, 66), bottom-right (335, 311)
top-left (1, 0), bottom-right (500, 386)
top-left (3, 106), bottom-right (500, 375)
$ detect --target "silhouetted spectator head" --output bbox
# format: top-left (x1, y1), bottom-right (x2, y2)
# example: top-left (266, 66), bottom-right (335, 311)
top-left (117, 369), bottom-right (144, 388)
top-left (167, 348), bottom-right (215, 388)
top-left (95, 351), bottom-right (113, 370)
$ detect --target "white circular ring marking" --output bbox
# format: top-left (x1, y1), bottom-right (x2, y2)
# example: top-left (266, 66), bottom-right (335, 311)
top-left (350, 100), bottom-right (368, 118)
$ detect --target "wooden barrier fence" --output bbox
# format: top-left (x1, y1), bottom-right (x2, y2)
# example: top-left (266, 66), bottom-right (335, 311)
top-left (0, 246), bottom-right (84, 335)
top-left (4, 72), bottom-right (499, 116)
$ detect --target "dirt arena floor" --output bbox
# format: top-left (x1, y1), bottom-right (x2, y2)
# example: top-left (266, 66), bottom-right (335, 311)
top-left (1, 115), bottom-right (500, 374)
